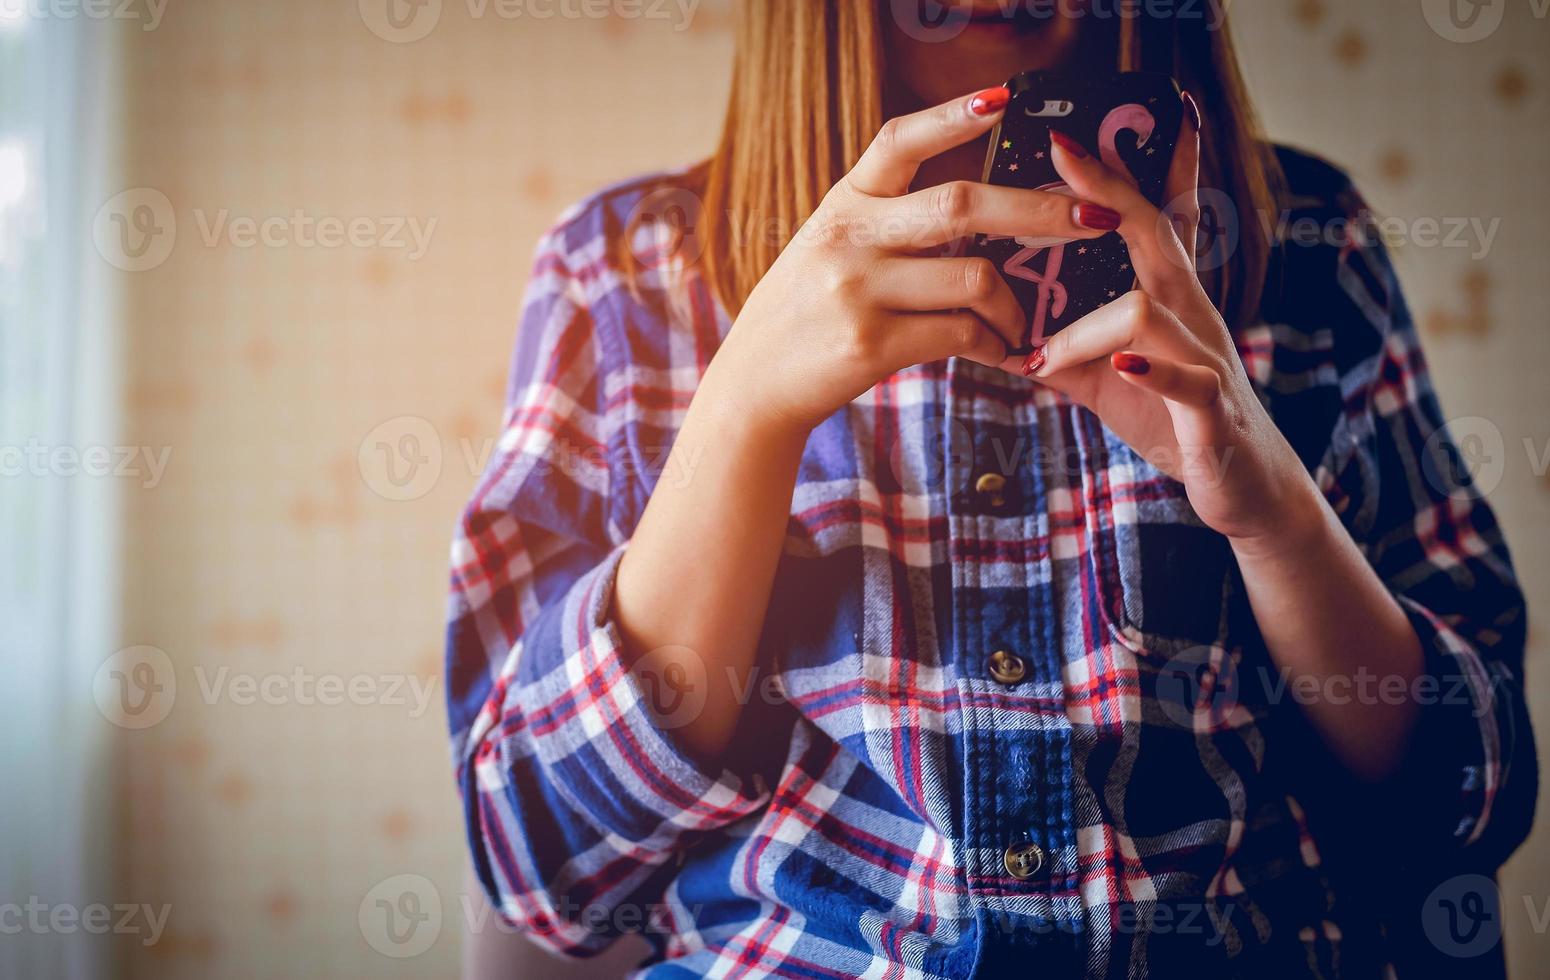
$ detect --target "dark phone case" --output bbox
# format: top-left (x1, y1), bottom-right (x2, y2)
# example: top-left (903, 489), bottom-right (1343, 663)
top-left (971, 71), bottom-right (1183, 354)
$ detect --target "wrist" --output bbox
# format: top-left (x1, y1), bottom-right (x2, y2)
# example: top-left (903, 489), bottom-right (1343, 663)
top-left (696, 351), bottom-right (815, 448)
top-left (692, 360), bottom-right (813, 458)
top-left (1228, 473), bottom-right (1333, 563)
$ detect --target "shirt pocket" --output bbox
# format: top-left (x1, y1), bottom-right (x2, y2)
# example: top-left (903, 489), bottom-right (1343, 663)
top-left (1077, 414), bottom-right (1236, 661)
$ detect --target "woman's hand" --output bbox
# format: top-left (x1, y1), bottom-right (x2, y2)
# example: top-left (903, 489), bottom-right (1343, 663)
top-left (1024, 96), bottom-right (1322, 548)
top-left (710, 87), bottom-right (1118, 435)
top-left (619, 87), bottom-right (1124, 764)
top-left (1024, 97), bottom-right (1430, 786)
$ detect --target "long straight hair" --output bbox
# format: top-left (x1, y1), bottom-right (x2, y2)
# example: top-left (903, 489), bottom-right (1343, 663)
top-left (649, 1), bottom-right (1283, 330)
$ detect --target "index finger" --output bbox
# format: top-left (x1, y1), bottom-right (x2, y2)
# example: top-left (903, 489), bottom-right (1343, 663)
top-left (1161, 91), bottom-right (1203, 256)
top-left (846, 87), bottom-right (1008, 198)
top-left (1047, 123), bottom-right (1200, 313)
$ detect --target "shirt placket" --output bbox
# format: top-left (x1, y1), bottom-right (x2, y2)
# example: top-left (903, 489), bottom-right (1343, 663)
top-left (945, 360), bottom-right (1084, 974)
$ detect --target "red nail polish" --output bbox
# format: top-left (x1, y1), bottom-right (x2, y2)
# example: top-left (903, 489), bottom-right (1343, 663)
top-left (1049, 130), bottom-right (1089, 159)
top-left (1113, 352), bottom-right (1150, 375)
top-left (1181, 91), bottom-right (1201, 131)
top-left (969, 87), bottom-right (1009, 116)
top-left (1074, 203), bottom-right (1122, 232)
top-left (1021, 345), bottom-right (1047, 377)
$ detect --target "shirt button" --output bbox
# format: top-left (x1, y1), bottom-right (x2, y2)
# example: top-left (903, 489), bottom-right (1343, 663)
top-left (973, 472), bottom-right (1007, 508)
top-left (1003, 838), bottom-right (1046, 880)
top-left (987, 649), bottom-right (1027, 685)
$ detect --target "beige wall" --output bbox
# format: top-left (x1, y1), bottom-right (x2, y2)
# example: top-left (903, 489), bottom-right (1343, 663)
top-left (105, 1), bottom-right (1547, 976)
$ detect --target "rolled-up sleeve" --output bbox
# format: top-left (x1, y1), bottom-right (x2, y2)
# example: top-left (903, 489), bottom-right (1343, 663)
top-left (1316, 214), bottom-right (1535, 861)
top-left (445, 227), bottom-right (767, 957)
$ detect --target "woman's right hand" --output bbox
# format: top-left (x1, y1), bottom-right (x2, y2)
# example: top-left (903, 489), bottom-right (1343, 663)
top-left (710, 87), bottom-right (1119, 435)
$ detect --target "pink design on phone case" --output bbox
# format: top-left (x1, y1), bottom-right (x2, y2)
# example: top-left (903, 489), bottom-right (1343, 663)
top-left (1097, 103), bottom-right (1157, 185)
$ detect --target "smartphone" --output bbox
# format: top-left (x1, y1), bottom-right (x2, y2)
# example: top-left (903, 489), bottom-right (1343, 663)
top-left (972, 71), bottom-right (1184, 354)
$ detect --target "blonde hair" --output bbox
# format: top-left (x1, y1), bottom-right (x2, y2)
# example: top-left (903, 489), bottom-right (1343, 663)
top-left (645, 1), bottom-right (1283, 330)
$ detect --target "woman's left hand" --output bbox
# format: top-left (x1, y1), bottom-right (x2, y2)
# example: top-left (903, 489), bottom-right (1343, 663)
top-left (1016, 95), bottom-right (1320, 547)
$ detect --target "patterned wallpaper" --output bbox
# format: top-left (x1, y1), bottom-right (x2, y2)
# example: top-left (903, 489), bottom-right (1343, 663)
top-left (100, 1), bottom-right (1546, 976)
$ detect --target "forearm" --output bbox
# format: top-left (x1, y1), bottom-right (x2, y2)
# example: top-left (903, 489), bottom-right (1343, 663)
top-left (613, 363), bottom-right (809, 766)
top-left (1231, 482), bottom-right (1425, 781)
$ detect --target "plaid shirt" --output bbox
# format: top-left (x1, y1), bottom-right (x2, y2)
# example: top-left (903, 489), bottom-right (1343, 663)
top-left (445, 147), bottom-right (1534, 978)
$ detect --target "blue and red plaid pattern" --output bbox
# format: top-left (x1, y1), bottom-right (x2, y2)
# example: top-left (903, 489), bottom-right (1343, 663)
top-left (445, 147), bottom-right (1534, 978)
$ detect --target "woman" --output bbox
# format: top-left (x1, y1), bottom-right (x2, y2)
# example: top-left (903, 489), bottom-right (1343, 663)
top-left (446, 3), bottom-right (1534, 976)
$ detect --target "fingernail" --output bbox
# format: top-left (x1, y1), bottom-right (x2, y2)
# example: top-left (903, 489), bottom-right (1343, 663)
top-left (1049, 130), bottom-right (1089, 159)
top-left (1074, 202), bottom-right (1121, 232)
top-left (1181, 91), bottom-right (1201, 131)
top-left (969, 87), bottom-right (1010, 116)
top-left (1113, 352), bottom-right (1150, 375)
top-left (1021, 345), bottom-right (1047, 377)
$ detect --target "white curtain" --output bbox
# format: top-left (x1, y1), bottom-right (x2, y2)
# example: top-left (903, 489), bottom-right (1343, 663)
top-left (0, 9), bottom-right (122, 979)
